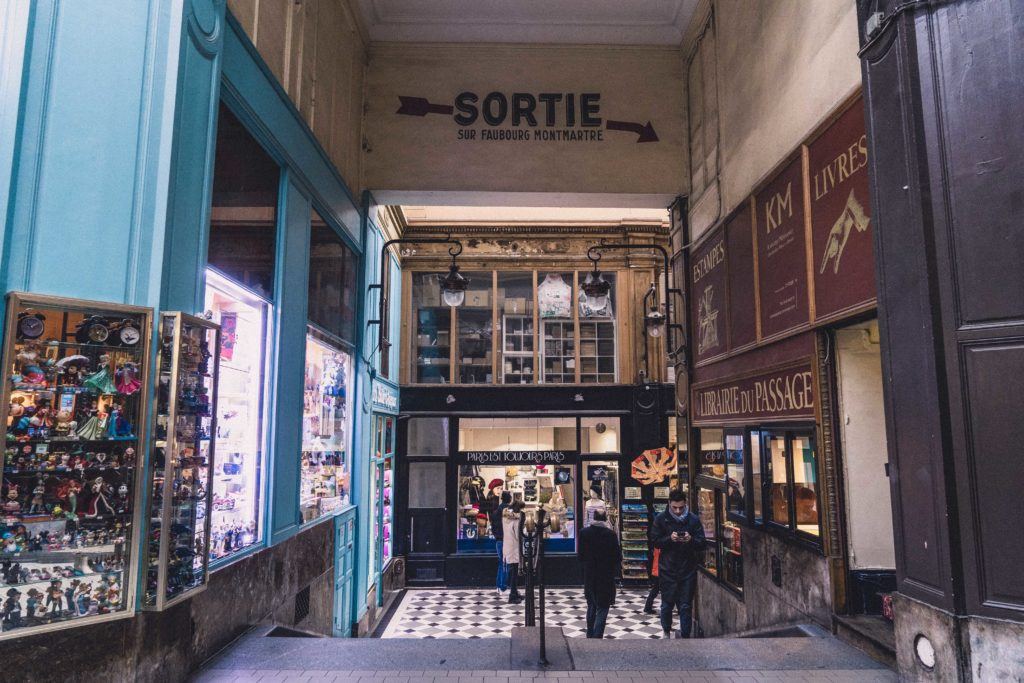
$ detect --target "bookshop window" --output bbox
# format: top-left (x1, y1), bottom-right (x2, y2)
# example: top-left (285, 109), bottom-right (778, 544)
top-left (456, 272), bottom-right (493, 384)
top-left (497, 272), bottom-right (535, 384)
top-left (719, 491), bottom-right (744, 592)
top-left (759, 429), bottom-right (820, 540)
top-left (726, 431), bottom-right (746, 518)
top-left (767, 432), bottom-right (790, 527)
top-left (749, 431), bottom-right (763, 523)
top-left (308, 209), bottom-right (358, 344)
top-left (412, 273), bottom-right (451, 383)
top-left (699, 428), bottom-right (725, 479)
top-left (580, 417), bottom-right (620, 454)
top-left (578, 272), bottom-right (616, 383)
top-left (539, 272), bottom-right (575, 383)
top-left (792, 434), bottom-right (820, 537)
top-left (207, 104), bottom-right (279, 300)
top-left (696, 487), bottom-right (718, 575)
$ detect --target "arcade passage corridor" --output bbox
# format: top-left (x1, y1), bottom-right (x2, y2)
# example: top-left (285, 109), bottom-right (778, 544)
top-left (1, 1), bottom-right (1022, 681)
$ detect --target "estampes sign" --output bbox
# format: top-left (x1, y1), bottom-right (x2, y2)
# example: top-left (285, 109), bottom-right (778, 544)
top-left (459, 450), bottom-right (576, 464)
top-left (397, 91), bottom-right (659, 144)
top-left (692, 361), bottom-right (816, 424)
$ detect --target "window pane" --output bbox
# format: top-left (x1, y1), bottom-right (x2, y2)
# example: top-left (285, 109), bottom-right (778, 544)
top-left (456, 271), bottom-right (493, 384)
top-left (580, 417), bottom-right (620, 453)
top-left (750, 432), bottom-right (763, 523)
top-left (720, 493), bottom-right (743, 591)
top-left (579, 272), bottom-right (616, 382)
top-left (208, 104), bottom-right (279, 299)
top-left (769, 435), bottom-right (790, 526)
top-left (412, 273), bottom-right (451, 383)
top-left (308, 210), bottom-right (358, 344)
top-left (699, 427), bottom-right (726, 479)
top-left (793, 435), bottom-right (820, 536)
top-left (205, 270), bottom-right (271, 561)
top-left (300, 333), bottom-right (353, 523)
top-left (697, 488), bottom-right (717, 575)
top-left (726, 432), bottom-right (745, 516)
top-left (498, 272), bottom-right (535, 384)
top-left (458, 417), bottom-right (577, 451)
top-left (409, 462), bottom-right (446, 508)
top-left (539, 272), bottom-right (575, 383)
top-left (408, 417), bottom-right (449, 457)
top-left (583, 460), bottom-right (619, 535)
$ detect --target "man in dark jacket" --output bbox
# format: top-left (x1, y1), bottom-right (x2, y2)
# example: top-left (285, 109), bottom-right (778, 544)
top-left (651, 488), bottom-right (706, 638)
top-left (577, 509), bottom-right (621, 638)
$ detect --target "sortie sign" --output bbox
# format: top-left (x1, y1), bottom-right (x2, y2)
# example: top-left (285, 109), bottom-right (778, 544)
top-left (692, 361), bottom-right (816, 425)
top-left (397, 91), bottom-right (659, 143)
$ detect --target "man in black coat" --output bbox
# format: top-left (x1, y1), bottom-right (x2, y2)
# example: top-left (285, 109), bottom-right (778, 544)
top-left (577, 509), bottom-right (621, 638)
top-left (651, 488), bottom-right (706, 638)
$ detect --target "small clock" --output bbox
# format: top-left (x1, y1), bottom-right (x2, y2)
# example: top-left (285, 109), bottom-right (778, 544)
top-left (115, 320), bottom-right (141, 347)
top-left (75, 316), bottom-right (110, 345)
top-left (16, 312), bottom-right (45, 340)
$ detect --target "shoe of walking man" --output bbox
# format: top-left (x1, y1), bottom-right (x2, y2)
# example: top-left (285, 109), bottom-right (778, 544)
top-left (578, 509), bottom-right (621, 638)
top-left (651, 488), bottom-right (706, 638)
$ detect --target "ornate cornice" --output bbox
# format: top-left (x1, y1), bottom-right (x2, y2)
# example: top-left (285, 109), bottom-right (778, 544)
top-left (403, 223), bottom-right (669, 237)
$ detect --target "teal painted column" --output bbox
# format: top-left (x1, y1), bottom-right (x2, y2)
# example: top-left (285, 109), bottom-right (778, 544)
top-left (1, 0), bottom-right (186, 308)
top-left (267, 174), bottom-right (310, 544)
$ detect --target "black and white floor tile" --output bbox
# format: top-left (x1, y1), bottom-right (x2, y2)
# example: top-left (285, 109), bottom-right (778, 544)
top-left (381, 587), bottom-right (670, 639)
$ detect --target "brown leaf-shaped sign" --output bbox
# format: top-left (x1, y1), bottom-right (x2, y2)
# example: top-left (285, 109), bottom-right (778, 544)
top-left (631, 447), bottom-right (678, 485)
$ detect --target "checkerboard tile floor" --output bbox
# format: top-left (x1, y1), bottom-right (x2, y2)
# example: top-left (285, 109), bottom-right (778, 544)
top-left (381, 587), bottom-right (669, 639)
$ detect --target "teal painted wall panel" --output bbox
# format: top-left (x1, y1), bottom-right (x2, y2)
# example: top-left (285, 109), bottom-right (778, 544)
top-left (2, 0), bottom-right (182, 308)
top-left (267, 175), bottom-right (310, 544)
top-left (161, 0), bottom-right (226, 313)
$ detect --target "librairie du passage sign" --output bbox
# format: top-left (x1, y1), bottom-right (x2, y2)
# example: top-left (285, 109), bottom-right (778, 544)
top-left (397, 90), bottom-right (659, 143)
top-left (692, 360), bottom-right (816, 425)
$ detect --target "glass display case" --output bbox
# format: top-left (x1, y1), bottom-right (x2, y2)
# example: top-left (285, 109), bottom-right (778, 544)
top-left (144, 312), bottom-right (219, 610)
top-left (369, 414), bottom-right (395, 582)
top-left (301, 331), bottom-right (353, 523)
top-left (1, 292), bottom-right (152, 638)
top-left (413, 273), bottom-right (451, 384)
top-left (204, 269), bottom-right (270, 561)
top-left (497, 272), bottom-right (535, 384)
top-left (578, 271), bottom-right (616, 383)
top-left (456, 272), bottom-right (493, 384)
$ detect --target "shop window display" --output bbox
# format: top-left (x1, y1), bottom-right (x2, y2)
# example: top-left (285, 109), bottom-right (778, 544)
top-left (792, 435), bottom-right (820, 537)
top-left (749, 432), bottom-right (763, 523)
top-left (697, 488), bottom-right (718, 576)
top-left (578, 272), bottom-right (616, 383)
top-left (144, 313), bottom-right (219, 609)
top-left (300, 332), bottom-right (353, 523)
top-left (308, 211), bottom-right (358, 345)
top-left (719, 492), bottom-right (743, 592)
top-left (726, 432), bottom-right (746, 518)
top-left (413, 273), bottom-right (452, 384)
top-left (204, 270), bottom-right (269, 561)
top-left (580, 417), bottom-right (620, 454)
top-left (1, 293), bottom-right (152, 637)
top-left (370, 415), bottom-right (395, 580)
top-left (456, 272), bottom-right (493, 384)
top-left (498, 272), bottom-right (535, 384)
top-left (583, 461), bottom-right (619, 532)
top-left (539, 272), bottom-right (575, 383)
top-left (767, 434), bottom-right (790, 527)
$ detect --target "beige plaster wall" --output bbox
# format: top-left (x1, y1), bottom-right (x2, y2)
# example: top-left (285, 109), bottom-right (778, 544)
top-left (227, 0), bottom-right (366, 194)
top-left (684, 0), bottom-right (861, 238)
top-left (362, 43), bottom-right (688, 205)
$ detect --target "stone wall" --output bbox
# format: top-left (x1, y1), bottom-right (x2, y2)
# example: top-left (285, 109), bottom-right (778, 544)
top-left (696, 526), bottom-right (831, 637)
top-left (0, 519), bottom-right (335, 683)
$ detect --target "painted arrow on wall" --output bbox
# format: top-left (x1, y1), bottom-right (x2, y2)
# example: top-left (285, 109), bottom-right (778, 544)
top-left (396, 96), bottom-right (454, 116)
top-left (605, 120), bottom-right (659, 143)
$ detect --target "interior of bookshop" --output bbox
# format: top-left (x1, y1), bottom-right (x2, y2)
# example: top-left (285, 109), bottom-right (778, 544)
top-left (412, 270), bottom-right (617, 385)
top-left (453, 416), bottom-right (683, 582)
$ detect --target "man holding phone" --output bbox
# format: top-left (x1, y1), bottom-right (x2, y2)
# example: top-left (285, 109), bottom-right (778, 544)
top-left (651, 488), bottom-right (706, 638)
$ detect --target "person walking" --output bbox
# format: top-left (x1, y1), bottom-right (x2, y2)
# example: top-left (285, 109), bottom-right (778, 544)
top-left (643, 546), bottom-right (661, 614)
top-left (489, 490), bottom-right (511, 596)
top-left (651, 488), bottom-right (706, 638)
top-left (502, 500), bottom-right (525, 604)
top-left (577, 509), bottom-right (621, 638)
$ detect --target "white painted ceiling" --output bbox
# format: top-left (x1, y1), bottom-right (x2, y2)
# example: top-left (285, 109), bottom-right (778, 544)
top-left (353, 0), bottom-right (698, 46)
top-left (401, 205), bottom-right (669, 226)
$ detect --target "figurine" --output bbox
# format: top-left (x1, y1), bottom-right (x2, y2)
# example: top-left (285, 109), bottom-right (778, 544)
top-left (55, 354), bottom-right (89, 387)
top-left (114, 362), bottom-right (142, 395)
top-left (24, 588), bottom-right (42, 619)
top-left (65, 579), bottom-right (78, 612)
top-left (52, 411), bottom-right (78, 440)
top-left (3, 587), bottom-right (23, 627)
top-left (45, 579), bottom-right (62, 615)
top-left (115, 484), bottom-right (129, 514)
top-left (27, 479), bottom-right (45, 514)
top-left (106, 402), bottom-right (133, 439)
top-left (74, 582), bottom-right (91, 615)
top-left (76, 403), bottom-right (107, 440)
top-left (3, 483), bottom-right (20, 516)
top-left (83, 477), bottom-right (114, 518)
top-left (82, 355), bottom-right (118, 394)
top-left (7, 396), bottom-right (26, 426)
top-left (56, 479), bottom-right (82, 517)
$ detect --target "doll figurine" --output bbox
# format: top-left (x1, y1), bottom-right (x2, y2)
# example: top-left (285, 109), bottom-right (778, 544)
top-left (114, 362), bottom-right (142, 395)
top-left (3, 588), bottom-right (22, 627)
top-left (83, 477), bottom-right (114, 518)
top-left (25, 588), bottom-right (42, 619)
top-left (75, 582), bottom-right (91, 615)
top-left (106, 403), bottom-right (133, 440)
top-left (3, 483), bottom-right (20, 516)
top-left (82, 355), bottom-right (118, 395)
top-left (76, 404), bottom-right (107, 440)
top-left (45, 580), bottom-right (62, 615)
top-left (27, 479), bottom-right (45, 514)
top-left (7, 396), bottom-right (26, 427)
top-left (56, 479), bottom-right (82, 517)
top-left (55, 354), bottom-right (89, 387)
top-left (65, 579), bottom-right (78, 611)
top-left (52, 411), bottom-right (78, 440)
